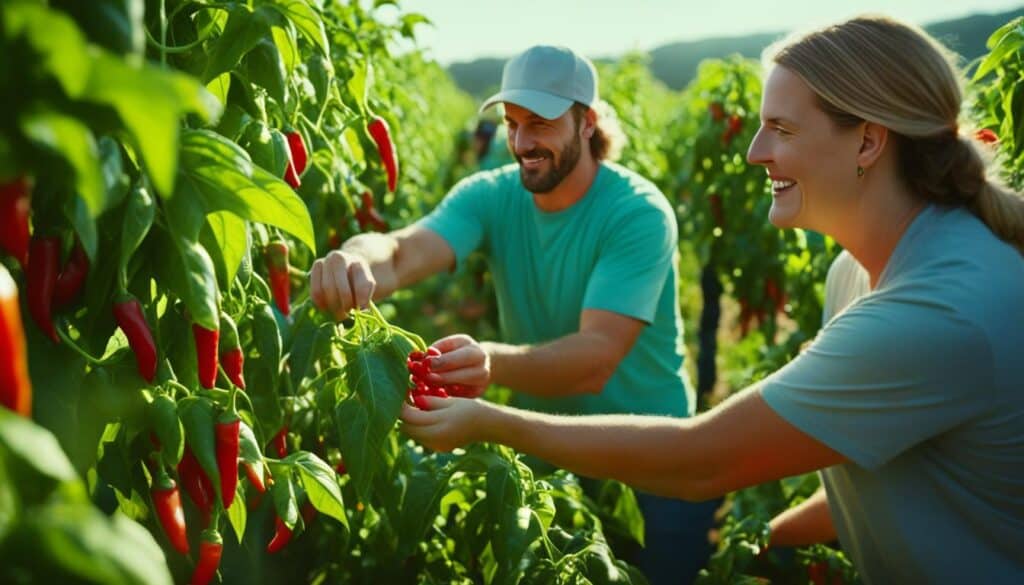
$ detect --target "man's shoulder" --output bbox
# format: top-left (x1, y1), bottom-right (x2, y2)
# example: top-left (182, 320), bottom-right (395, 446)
top-left (461, 163), bottom-right (522, 192)
top-left (596, 162), bottom-right (675, 227)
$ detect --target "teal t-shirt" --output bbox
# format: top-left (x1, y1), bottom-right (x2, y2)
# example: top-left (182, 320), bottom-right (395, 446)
top-left (417, 162), bottom-right (692, 417)
top-left (761, 205), bottom-right (1024, 584)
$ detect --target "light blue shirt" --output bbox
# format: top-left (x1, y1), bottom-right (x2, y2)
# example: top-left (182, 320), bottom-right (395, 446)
top-left (418, 162), bottom-right (692, 417)
top-left (762, 205), bottom-right (1024, 584)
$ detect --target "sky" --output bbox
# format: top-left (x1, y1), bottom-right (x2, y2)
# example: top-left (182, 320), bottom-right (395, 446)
top-left (382, 0), bottom-right (1023, 65)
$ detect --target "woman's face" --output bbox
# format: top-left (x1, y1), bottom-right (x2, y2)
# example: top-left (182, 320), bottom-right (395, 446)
top-left (747, 66), bottom-right (864, 232)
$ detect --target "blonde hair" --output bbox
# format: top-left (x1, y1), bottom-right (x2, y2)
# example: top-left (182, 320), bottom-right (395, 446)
top-left (767, 15), bottom-right (1024, 253)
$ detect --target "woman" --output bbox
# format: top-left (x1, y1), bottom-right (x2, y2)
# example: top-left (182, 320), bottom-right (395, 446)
top-left (401, 16), bottom-right (1024, 584)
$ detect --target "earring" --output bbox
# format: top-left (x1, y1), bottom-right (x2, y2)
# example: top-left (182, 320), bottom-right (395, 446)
top-left (857, 166), bottom-right (864, 177)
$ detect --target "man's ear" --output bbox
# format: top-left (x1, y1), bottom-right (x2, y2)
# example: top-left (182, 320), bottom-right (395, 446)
top-left (582, 107), bottom-right (598, 139)
top-left (857, 121), bottom-right (888, 170)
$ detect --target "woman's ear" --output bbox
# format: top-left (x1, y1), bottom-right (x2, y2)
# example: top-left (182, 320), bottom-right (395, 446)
top-left (857, 121), bottom-right (889, 170)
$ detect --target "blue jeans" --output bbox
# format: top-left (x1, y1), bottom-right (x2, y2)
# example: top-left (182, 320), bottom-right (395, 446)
top-left (627, 492), bottom-right (722, 585)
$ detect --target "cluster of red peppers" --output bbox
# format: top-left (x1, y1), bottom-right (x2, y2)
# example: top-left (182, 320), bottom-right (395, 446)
top-left (737, 277), bottom-right (787, 337)
top-left (709, 101), bottom-right (743, 146)
top-left (405, 348), bottom-right (475, 410)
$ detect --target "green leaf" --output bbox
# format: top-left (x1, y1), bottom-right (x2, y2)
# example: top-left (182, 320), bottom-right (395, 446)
top-left (4, 502), bottom-right (173, 585)
top-left (398, 13), bottom-right (431, 39)
top-left (202, 6), bottom-right (278, 83)
top-left (177, 397), bottom-right (221, 492)
top-left (20, 110), bottom-right (105, 217)
top-left (269, 467), bottom-right (298, 527)
top-left (4, 3), bottom-right (92, 97)
top-left (227, 484), bottom-right (247, 543)
top-left (270, 0), bottom-right (329, 57)
top-left (347, 60), bottom-right (373, 116)
top-left (246, 39), bottom-right (288, 104)
top-left (159, 227), bottom-right (219, 331)
top-left (206, 211), bottom-right (248, 287)
top-left (293, 452), bottom-right (349, 529)
top-left (335, 338), bottom-right (407, 500)
top-left (0, 409), bottom-right (78, 485)
top-left (119, 184), bottom-right (155, 278)
top-left (395, 462), bottom-right (454, 557)
top-left (148, 394), bottom-right (183, 468)
top-left (272, 24), bottom-right (299, 75)
top-left (83, 51), bottom-right (221, 197)
top-left (206, 72), bottom-right (232, 106)
top-left (176, 129), bottom-right (315, 252)
top-left (596, 480), bottom-right (645, 547)
top-left (50, 0), bottom-right (144, 57)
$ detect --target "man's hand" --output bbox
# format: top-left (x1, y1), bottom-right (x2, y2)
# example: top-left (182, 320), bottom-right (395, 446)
top-left (309, 249), bottom-right (377, 319)
top-left (423, 334), bottom-right (490, 398)
top-left (400, 397), bottom-right (490, 452)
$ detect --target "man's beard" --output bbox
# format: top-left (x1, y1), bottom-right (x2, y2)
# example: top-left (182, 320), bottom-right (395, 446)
top-left (517, 132), bottom-right (582, 194)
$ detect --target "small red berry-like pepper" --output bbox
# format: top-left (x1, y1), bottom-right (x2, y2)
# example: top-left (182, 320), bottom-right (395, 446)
top-left (0, 265), bottom-right (32, 417)
top-left (151, 469), bottom-right (190, 555)
top-left (264, 240), bottom-right (291, 316)
top-left (192, 323), bottom-right (219, 389)
top-left (0, 176), bottom-right (31, 269)
top-left (190, 528), bottom-right (223, 585)
top-left (367, 116), bottom-right (399, 192)
top-left (112, 294), bottom-right (158, 382)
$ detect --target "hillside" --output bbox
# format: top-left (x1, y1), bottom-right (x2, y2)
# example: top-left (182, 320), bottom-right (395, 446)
top-left (448, 7), bottom-right (1024, 96)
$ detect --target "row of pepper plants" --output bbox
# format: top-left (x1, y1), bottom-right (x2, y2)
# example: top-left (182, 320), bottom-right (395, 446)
top-left (0, 1), bottom-right (648, 584)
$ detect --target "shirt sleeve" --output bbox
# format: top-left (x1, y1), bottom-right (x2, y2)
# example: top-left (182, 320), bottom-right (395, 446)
top-left (582, 199), bottom-right (677, 323)
top-left (760, 297), bottom-right (994, 469)
top-left (414, 172), bottom-right (492, 270)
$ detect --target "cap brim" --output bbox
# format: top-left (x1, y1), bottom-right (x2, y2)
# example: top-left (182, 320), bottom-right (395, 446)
top-left (479, 89), bottom-right (574, 120)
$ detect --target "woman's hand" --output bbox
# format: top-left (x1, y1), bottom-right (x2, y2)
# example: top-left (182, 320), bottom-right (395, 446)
top-left (423, 334), bottom-right (490, 398)
top-left (400, 397), bottom-right (491, 452)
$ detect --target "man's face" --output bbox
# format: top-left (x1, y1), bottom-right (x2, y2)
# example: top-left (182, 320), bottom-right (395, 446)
top-left (503, 103), bottom-right (583, 193)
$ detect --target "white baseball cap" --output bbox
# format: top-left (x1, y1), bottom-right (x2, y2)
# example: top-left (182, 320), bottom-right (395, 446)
top-left (480, 45), bottom-right (599, 120)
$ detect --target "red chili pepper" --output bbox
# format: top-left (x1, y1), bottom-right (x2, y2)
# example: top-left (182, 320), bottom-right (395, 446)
top-left (192, 324), bottom-right (219, 389)
top-left (52, 239), bottom-right (89, 308)
top-left (975, 128), bottom-right (999, 144)
top-left (721, 114), bottom-right (743, 145)
top-left (355, 191), bottom-right (389, 232)
top-left (269, 426), bottom-right (288, 458)
top-left (334, 460), bottom-right (347, 476)
top-left (264, 241), bottom-right (291, 316)
top-left (284, 158), bottom-right (301, 189)
top-left (218, 312), bottom-right (245, 389)
top-left (0, 265), bottom-right (31, 417)
top-left (215, 412), bottom-right (240, 510)
top-left (367, 116), bottom-right (399, 192)
top-left (0, 176), bottom-right (31, 269)
top-left (177, 446), bottom-right (214, 525)
top-left (151, 472), bottom-right (190, 555)
top-left (285, 130), bottom-right (308, 175)
top-left (807, 561), bottom-right (829, 585)
top-left (191, 528), bottom-right (223, 585)
top-left (301, 501), bottom-right (317, 524)
top-left (112, 295), bottom-right (158, 382)
top-left (266, 514), bottom-right (293, 553)
top-left (709, 193), bottom-right (725, 227)
top-left (708, 102), bottom-right (725, 122)
top-left (243, 461), bottom-right (266, 493)
top-left (26, 236), bottom-right (60, 342)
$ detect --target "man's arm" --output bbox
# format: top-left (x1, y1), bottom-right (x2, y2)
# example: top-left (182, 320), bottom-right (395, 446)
top-left (310, 225), bottom-right (453, 318)
top-left (767, 488), bottom-right (837, 547)
top-left (427, 309), bottom-right (644, 397)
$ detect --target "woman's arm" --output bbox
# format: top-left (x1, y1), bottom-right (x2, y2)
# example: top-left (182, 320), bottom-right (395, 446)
top-left (400, 386), bottom-right (846, 501)
top-left (768, 488), bottom-right (837, 547)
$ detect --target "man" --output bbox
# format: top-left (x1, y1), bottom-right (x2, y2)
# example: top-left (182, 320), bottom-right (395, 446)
top-left (309, 45), bottom-right (716, 584)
